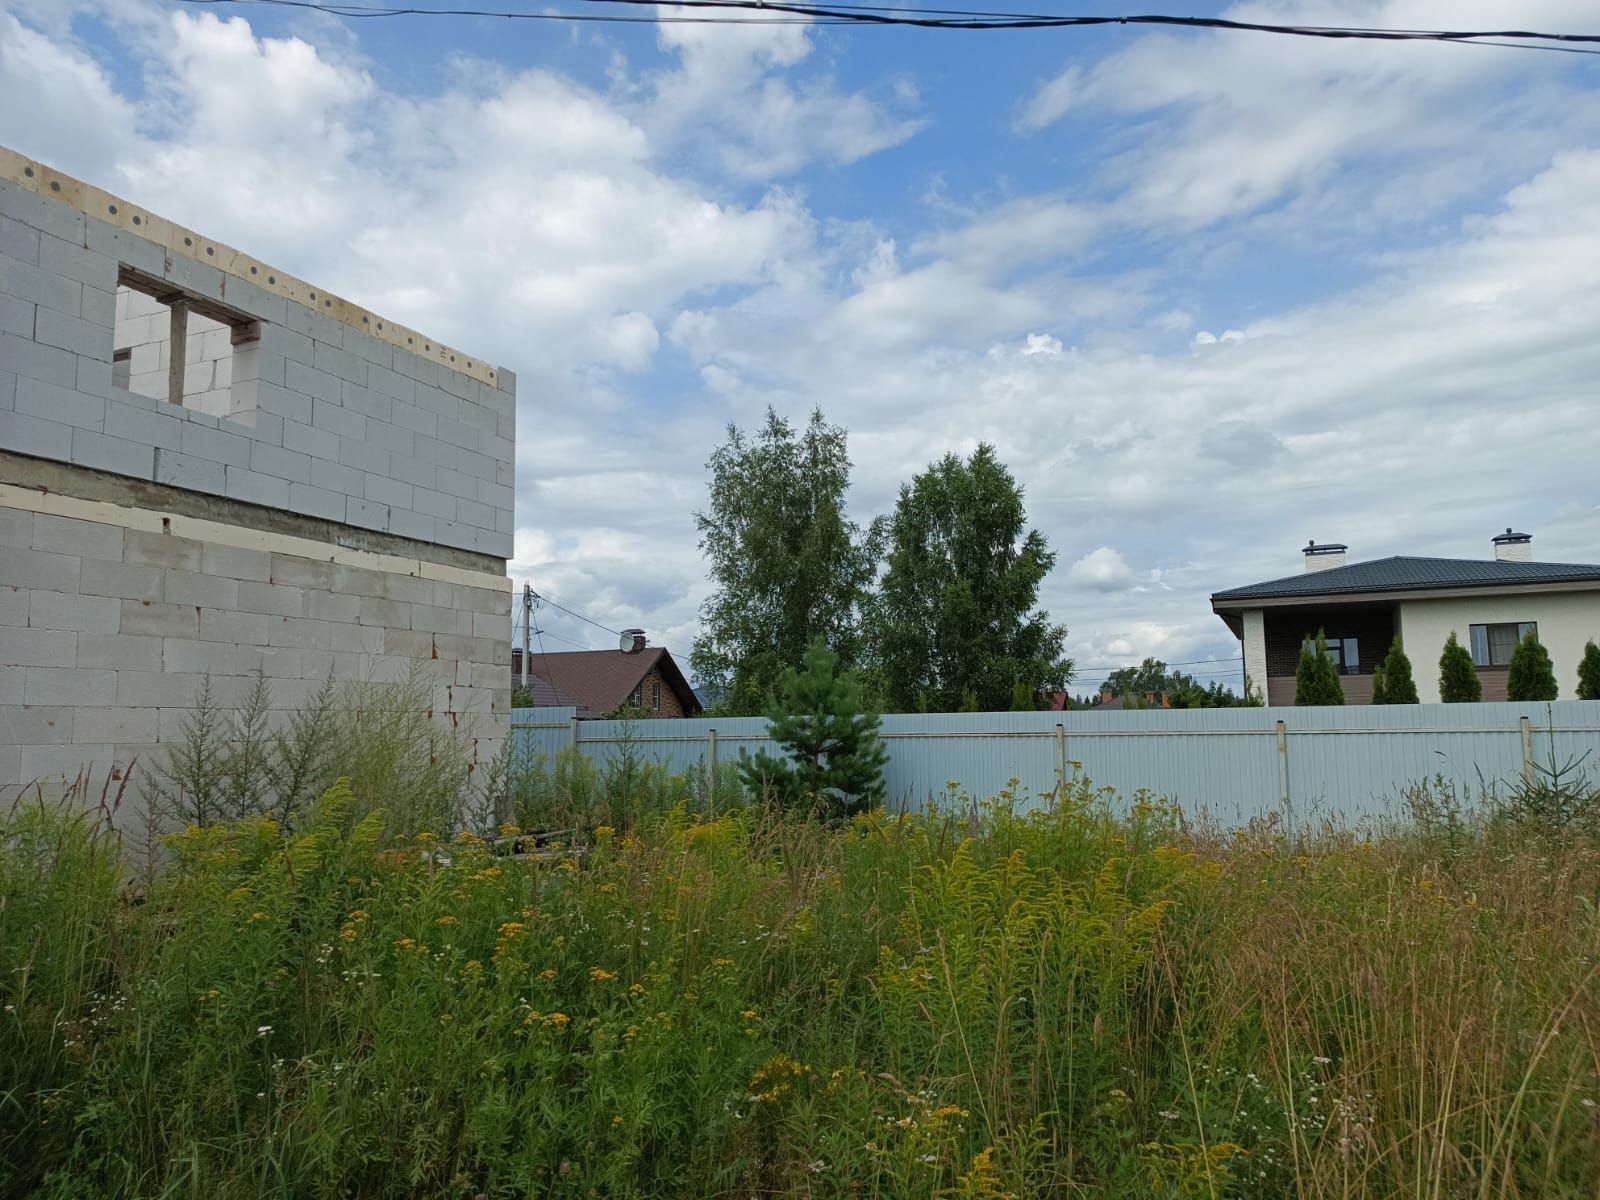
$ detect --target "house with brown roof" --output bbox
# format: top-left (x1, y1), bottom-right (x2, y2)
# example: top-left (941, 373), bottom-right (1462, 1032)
top-left (1211, 531), bottom-right (1600, 705)
top-left (510, 646), bottom-right (703, 718)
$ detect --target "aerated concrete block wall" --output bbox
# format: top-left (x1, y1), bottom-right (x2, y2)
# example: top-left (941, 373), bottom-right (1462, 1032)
top-left (0, 147), bottom-right (516, 801)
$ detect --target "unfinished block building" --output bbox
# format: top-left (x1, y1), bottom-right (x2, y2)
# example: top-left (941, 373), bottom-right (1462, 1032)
top-left (0, 146), bottom-right (515, 794)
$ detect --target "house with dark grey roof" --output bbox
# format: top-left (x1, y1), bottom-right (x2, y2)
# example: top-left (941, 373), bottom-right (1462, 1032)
top-left (510, 645), bottom-right (702, 718)
top-left (1211, 531), bottom-right (1600, 704)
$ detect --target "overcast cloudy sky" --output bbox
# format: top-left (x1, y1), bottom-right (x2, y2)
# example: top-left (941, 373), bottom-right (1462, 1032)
top-left (3, 0), bottom-right (1599, 693)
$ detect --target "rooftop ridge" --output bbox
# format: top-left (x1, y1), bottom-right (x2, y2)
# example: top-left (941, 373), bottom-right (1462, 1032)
top-left (0, 144), bottom-right (497, 387)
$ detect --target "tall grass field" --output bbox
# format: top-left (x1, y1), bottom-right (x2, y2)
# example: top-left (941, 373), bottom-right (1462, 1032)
top-left (4, 726), bottom-right (1599, 1197)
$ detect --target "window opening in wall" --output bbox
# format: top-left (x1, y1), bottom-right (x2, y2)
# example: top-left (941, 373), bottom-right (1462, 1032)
top-left (113, 267), bottom-right (262, 422)
top-left (1304, 635), bottom-right (1360, 675)
top-left (1469, 621), bottom-right (1536, 667)
top-left (650, 681), bottom-right (661, 710)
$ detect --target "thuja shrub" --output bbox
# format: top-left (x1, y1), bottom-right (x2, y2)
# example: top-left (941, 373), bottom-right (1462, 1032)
top-left (5, 777), bottom-right (1600, 1199)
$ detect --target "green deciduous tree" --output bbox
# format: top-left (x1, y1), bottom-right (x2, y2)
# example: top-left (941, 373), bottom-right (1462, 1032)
top-left (1578, 639), bottom-right (1600, 700)
top-left (1375, 639), bottom-right (1419, 704)
top-left (1102, 656), bottom-right (1254, 708)
top-left (737, 639), bottom-right (887, 819)
top-left (691, 408), bottom-right (879, 715)
top-left (1439, 631), bottom-right (1482, 703)
top-left (870, 444), bottom-right (1070, 712)
top-left (1506, 631), bottom-right (1559, 701)
top-left (1294, 631), bottom-right (1345, 706)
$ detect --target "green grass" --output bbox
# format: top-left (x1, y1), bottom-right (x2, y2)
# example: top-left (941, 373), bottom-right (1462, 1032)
top-left (3, 768), bottom-right (1600, 1199)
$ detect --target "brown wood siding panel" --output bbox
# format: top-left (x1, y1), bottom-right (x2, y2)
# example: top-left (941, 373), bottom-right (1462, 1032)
top-left (1266, 673), bottom-right (1376, 706)
top-left (1477, 667), bottom-right (1509, 702)
top-left (1263, 606), bottom-right (1399, 678)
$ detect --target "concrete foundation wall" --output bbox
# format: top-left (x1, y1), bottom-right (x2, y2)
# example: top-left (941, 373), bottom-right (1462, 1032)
top-left (0, 478), bottom-right (511, 793)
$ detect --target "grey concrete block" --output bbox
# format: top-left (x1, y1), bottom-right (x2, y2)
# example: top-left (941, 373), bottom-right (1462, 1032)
top-left (119, 599), bottom-right (200, 638)
top-left (338, 436), bottom-right (388, 477)
top-left (311, 396), bottom-right (365, 443)
top-left (387, 508), bottom-right (434, 543)
top-left (163, 253), bottom-right (224, 301)
top-left (389, 399), bottom-right (436, 439)
top-left (17, 375), bottom-right (105, 432)
top-left (257, 380), bottom-right (313, 424)
top-left (313, 340), bottom-right (368, 387)
top-left (114, 670), bottom-right (204, 708)
top-left (244, 409), bottom-right (283, 447)
top-left (268, 554), bottom-right (333, 591)
top-left (483, 529), bottom-right (512, 559)
top-left (0, 293), bottom-right (32, 337)
top-left (381, 574), bottom-right (432, 605)
top-left (497, 409), bottom-right (513, 440)
top-left (457, 446), bottom-right (496, 482)
top-left (457, 497), bottom-right (496, 530)
top-left (412, 436), bottom-right (459, 471)
top-left (459, 400), bottom-right (497, 435)
top-left (366, 362), bottom-right (416, 404)
top-left (106, 395), bottom-right (183, 449)
top-left (358, 596), bottom-right (410, 628)
top-left (83, 216), bottom-right (163, 275)
top-left (71, 428), bottom-right (155, 479)
top-left (80, 558), bottom-right (164, 602)
top-left (250, 439), bottom-right (311, 484)
top-left (309, 456), bottom-right (363, 496)
top-left (1, 329), bottom-right (78, 388)
top-left (80, 282), bottom-right (115, 330)
top-left (24, 666), bottom-right (115, 706)
top-left (285, 359), bottom-right (342, 406)
top-left (268, 324), bottom-right (315, 367)
top-left (77, 632), bottom-right (163, 671)
top-left (413, 382), bottom-right (458, 419)
top-left (307, 589), bottom-right (360, 623)
top-left (0, 212), bottom-right (39, 264)
top-left (287, 482), bottom-right (345, 522)
top-left (342, 323), bottom-right (393, 368)
top-left (496, 366), bottom-right (516, 395)
top-left (282, 417), bottom-right (338, 461)
top-left (478, 480), bottom-right (514, 512)
top-left (385, 453), bottom-right (436, 491)
top-left (0, 508), bottom-right (29, 548)
top-left (0, 625), bottom-right (75, 667)
top-left (200, 606), bottom-right (270, 645)
top-left (0, 181), bottom-right (85, 242)
top-left (436, 467), bottom-right (476, 501)
top-left (0, 251), bottom-right (79, 316)
top-left (329, 621), bottom-right (384, 653)
top-left (163, 636), bottom-right (261, 676)
top-left (124, 529), bottom-right (202, 571)
top-left (267, 616), bottom-right (332, 650)
top-left (201, 543), bottom-right (271, 583)
top-left (409, 604), bottom-right (460, 635)
top-left (224, 465), bottom-right (291, 509)
top-left (34, 306), bottom-right (110, 358)
top-left (73, 706), bottom-right (158, 745)
top-left (78, 354), bottom-right (112, 398)
top-left (0, 546), bottom-right (79, 592)
top-left (436, 415), bottom-right (478, 452)
top-left (164, 569), bottom-right (239, 609)
top-left (237, 581), bottom-right (304, 618)
top-left (217, 275), bottom-right (288, 325)
top-left (180, 419), bottom-right (252, 469)
top-left (495, 460), bottom-right (513, 486)
top-left (32, 513), bottom-right (123, 561)
top-left (345, 497), bottom-right (390, 532)
top-left (0, 410), bottom-right (72, 460)
top-left (38, 232), bottom-right (117, 291)
top-left (439, 366), bottom-right (474, 402)
top-left (153, 447), bottom-right (226, 494)
top-left (365, 421), bottom-right (413, 458)
top-left (0, 704), bottom-right (73, 744)
top-left (341, 381), bottom-right (391, 423)
top-left (28, 589), bottom-right (119, 632)
top-left (329, 563), bottom-right (387, 599)
top-left (363, 473), bottom-right (412, 510)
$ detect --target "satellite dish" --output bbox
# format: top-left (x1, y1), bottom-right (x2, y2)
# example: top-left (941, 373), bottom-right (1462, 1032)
top-left (619, 628), bottom-right (647, 654)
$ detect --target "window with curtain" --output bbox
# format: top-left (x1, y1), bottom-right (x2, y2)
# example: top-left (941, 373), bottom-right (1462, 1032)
top-left (1468, 622), bottom-right (1537, 667)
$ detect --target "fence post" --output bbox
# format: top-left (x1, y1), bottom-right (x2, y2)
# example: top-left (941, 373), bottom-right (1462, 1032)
top-left (707, 727), bottom-right (718, 815)
top-left (1054, 723), bottom-right (1067, 805)
top-left (570, 717), bottom-right (580, 756)
top-left (1520, 715), bottom-right (1534, 786)
top-left (1276, 719), bottom-right (1292, 834)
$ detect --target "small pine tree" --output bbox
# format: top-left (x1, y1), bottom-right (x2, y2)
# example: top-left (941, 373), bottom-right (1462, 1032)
top-left (1370, 665), bottom-right (1387, 705)
top-left (1578, 640), bottom-right (1600, 701)
top-left (1294, 631), bottom-right (1345, 706)
top-left (1506, 631), bottom-right (1559, 702)
top-left (1438, 631), bottom-right (1482, 703)
top-left (1375, 639), bottom-right (1419, 704)
top-left (737, 639), bottom-right (887, 819)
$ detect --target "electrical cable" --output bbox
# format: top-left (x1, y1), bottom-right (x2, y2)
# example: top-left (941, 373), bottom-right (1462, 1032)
top-left (167, 0), bottom-right (1600, 53)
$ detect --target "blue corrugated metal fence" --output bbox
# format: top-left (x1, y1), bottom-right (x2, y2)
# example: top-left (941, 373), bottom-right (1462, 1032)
top-left (510, 702), bottom-right (1600, 826)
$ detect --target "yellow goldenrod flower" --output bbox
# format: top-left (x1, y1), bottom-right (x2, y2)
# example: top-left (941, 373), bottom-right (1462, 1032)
top-left (547, 1012), bottom-right (570, 1028)
top-left (740, 1010), bottom-right (757, 1021)
top-left (628, 982), bottom-right (645, 996)
top-left (348, 910), bottom-right (370, 923)
top-left (394, 937), bottom-right (417, 951)
top-left (497, 922), bottom-right (526, 940)
top-left (248, 911), bottom-right (268, 923)
top-left (589, 967), bottom-right (616, 983)
top-left (611, 1115), bottom-right (624, 1127)
top-left (435, 915), bottom-right (458, 926)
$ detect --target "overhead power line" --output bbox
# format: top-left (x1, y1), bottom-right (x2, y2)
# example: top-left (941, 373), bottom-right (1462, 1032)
top-left (169, 0), bottom-right (1600, 54)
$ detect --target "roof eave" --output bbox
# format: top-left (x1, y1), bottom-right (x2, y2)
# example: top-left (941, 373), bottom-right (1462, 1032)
top-left (1211, 576), bottom-right (1600, 611)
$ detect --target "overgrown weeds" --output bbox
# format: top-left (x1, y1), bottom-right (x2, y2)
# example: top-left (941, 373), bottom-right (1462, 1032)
top-left (4, 765), bottom-right (1600, 1198)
